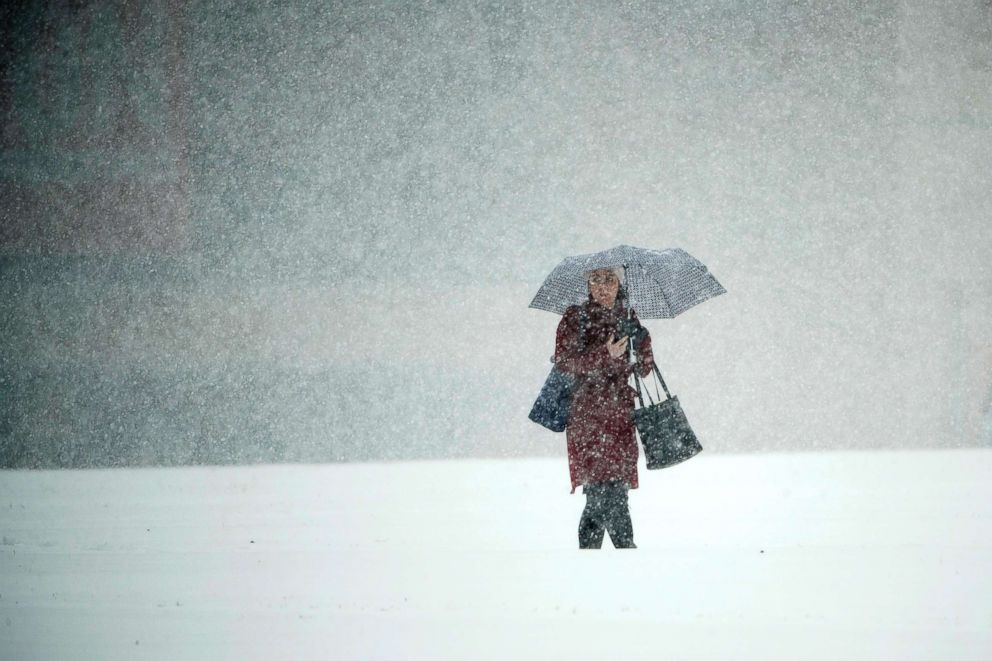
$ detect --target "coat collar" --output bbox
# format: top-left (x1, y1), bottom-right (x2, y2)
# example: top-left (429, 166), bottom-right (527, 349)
top-left (585, 295), bottom-right (626, 318)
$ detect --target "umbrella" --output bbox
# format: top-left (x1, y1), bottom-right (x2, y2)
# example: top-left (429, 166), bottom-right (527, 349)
top-left (529, 244), bottom-right (726, 319)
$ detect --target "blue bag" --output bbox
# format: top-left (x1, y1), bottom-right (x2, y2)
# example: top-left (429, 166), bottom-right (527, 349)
top-left (530, 308), bottom-right (587, 432)
top-left (528, 364), bottom-right (576, 432)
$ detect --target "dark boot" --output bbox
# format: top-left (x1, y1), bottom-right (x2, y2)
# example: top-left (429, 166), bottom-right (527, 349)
top-left (578, 484), bottom-right (608, 549)
top-left (602, 481), bottom-right (636, 549)
top-left (578, 493), bottom-right (605, 549)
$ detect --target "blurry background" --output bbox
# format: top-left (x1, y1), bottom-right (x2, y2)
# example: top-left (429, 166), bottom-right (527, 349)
top-left (1, 0), bottom-right (990, 468)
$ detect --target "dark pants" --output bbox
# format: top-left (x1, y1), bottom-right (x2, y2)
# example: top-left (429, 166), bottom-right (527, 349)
top-left (578, 480), bottom-right (635, 549)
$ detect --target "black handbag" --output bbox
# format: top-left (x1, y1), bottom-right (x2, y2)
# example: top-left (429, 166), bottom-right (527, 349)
top-left (528, 364), bottom-right (576, 432)
top-left (631, 361), bottom-right (703, 469)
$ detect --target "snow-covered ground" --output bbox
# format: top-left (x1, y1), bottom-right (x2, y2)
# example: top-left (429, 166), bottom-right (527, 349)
top-left (2, 450), bottom-right (990, 660)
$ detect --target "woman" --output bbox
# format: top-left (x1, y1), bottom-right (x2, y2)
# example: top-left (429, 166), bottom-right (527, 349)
top-left (554, 266), bottom-right (655, 549)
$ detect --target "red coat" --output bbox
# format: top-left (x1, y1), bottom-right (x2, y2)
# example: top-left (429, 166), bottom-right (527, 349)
top-left (555, 298), bottom-right (655, 493)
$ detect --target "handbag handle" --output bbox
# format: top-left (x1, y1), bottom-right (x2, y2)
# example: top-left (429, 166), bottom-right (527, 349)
top-left (630, 344), bottom-right (672, 409)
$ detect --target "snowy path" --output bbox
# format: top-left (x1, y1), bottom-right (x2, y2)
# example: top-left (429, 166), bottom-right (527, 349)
top-left (2, 451), bottom-right (991, 660)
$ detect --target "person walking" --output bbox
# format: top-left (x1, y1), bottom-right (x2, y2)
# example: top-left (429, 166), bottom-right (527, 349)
top-left (554, 266), bottom-right (655, 549)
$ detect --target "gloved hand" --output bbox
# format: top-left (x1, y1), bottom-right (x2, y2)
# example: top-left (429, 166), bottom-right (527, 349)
top-left (616, 317), bottom-right (648, 351)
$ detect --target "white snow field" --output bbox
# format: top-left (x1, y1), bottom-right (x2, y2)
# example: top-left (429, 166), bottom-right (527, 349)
top-left (2, 450), bottom-right (990, 660)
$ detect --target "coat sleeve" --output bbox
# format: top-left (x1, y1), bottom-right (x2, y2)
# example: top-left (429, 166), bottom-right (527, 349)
top-left (632, 326), bottom-right (655, 379)
top-left (554, 306), bottom-right (625, 377)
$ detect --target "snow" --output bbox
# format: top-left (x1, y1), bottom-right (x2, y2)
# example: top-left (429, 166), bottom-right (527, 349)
top-left (2, 450), bottom-right (990, 660)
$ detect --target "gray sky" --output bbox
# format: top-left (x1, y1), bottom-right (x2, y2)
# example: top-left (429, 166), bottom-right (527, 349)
top-left (2, 1), bottom-right (990, 466)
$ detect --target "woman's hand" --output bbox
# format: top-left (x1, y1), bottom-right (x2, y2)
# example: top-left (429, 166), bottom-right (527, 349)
top-left (606, 334), bottom-right (629, 359)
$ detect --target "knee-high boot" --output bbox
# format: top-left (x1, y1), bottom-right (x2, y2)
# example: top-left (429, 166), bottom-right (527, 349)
top-left (578, 489), bottom-right (605, 549)
top-left (603, 482), bottom-right (636, 549)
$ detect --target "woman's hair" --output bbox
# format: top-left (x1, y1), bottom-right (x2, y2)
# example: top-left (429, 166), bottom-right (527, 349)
top-left (584, 266), bottom-right (625, 284)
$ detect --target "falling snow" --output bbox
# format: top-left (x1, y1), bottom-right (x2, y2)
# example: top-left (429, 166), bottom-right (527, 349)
top-left (1, 2), bottom-right (990, 658)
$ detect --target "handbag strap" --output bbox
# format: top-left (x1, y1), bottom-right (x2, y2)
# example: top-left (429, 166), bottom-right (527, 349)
top-left (632, 352), bottom-right (647, 408)
top-left (631, 351), bottom-right (673, 408)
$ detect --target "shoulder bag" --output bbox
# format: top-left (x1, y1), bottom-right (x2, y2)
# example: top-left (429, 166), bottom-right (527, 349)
top-left (631, 358), bottom-right (703, 469)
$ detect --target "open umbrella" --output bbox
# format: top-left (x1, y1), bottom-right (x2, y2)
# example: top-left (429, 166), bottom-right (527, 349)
top-left (528, 244), bottom-right (725, 318)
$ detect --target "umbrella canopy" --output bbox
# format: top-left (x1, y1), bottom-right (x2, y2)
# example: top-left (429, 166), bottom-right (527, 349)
top-left (529, 245), bottom-right (726, 319)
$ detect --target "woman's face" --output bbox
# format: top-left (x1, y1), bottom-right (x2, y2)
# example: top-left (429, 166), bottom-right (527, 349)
top-left (587, 269), bottom-right (620, 308)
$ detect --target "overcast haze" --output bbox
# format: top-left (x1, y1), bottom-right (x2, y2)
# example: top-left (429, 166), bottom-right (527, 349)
top-left (1, 0), bottom-right (991, 467)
